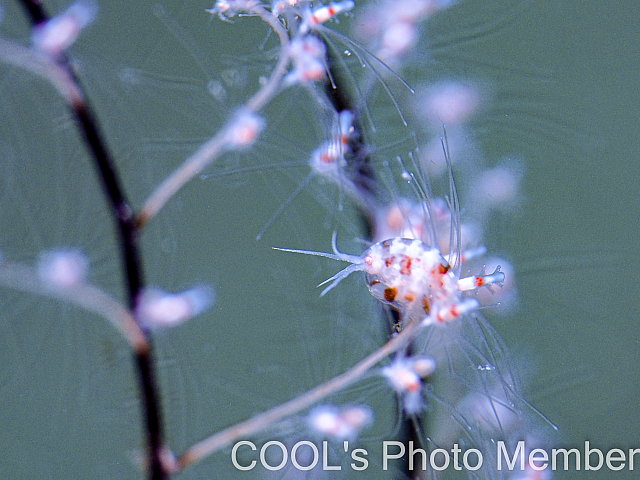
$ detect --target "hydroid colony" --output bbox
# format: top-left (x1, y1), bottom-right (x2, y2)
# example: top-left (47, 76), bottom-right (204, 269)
top-left (0, 0), bottom-right (555, 479)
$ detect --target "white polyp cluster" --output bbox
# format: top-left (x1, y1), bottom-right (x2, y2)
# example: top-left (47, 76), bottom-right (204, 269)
top-left (336, 110), bottom-right (356, 144)
top-left (469, 159), bottom-right (525, 216)
top-left (135, 285), bottom-right (214, 329)
top-left (410, 81), bottom-right (483, 177)
top-left (354, 0), bottom-right (456, 66)
top-left (224, 110), bottom-right (265, 149)
top-left (205, 0), bottom-right (259, 20)
top-left (309, 110), bottom-right (356, 178)
top-left (373, 190), bottom-right (485, 257)
top-left (31, 1), bottom-right (98, 57)
top-left (249, 109), bottom-right (364, 241)
top-left (37, 249), bottom-right (89, 288)
top-left (382, 355), bottom-right (436, 414)
top-left (306, 404), bottom-right (373, 442)
top-left (433, 297), bottom-right (479, 323)
top-left (309, 140), bottom-right (347, 177)
top-left (373, 196), bottom-right (451, 245)
top-left (417, 81), bottom-right (482, 128)
top-left (284, 35), bottom-right (327, 85)
top-left (206, 0), bottom-right (232, 18)
top-left (271, 0), bottom-right (301, 16)
top-left (299, 1), bottom-right (356, 33)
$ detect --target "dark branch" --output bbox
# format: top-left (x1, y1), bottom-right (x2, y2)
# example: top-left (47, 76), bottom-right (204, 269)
top-left (16, 1), bottom-right (166, 478)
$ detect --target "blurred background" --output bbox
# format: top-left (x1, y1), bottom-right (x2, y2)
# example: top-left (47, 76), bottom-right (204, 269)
top-left (0, 0), bottom-right (638, 478)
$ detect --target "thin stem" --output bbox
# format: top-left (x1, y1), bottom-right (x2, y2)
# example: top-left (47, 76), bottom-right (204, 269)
top-left (245, 4), bottom-right (291, 112)
top-left (75, 81), bottom-right (166, 480)
top-left (0, 37), bottom-right (83, 104)
top-left (136, 6), bottom-right (292, 228)
top-left (177, 319), bottom-right (424, 471)
top-left (0, 260), bottom-right (148, 353)
top-left (134, 132), bottom-right (228, 228)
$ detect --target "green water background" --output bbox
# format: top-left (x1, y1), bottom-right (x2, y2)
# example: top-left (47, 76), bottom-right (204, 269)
top-left (0, 0), bottom-right (638, 478)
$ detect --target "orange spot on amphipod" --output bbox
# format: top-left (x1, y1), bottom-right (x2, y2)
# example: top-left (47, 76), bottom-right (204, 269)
top-left (384, 287), bottom-right (398, 302)
top-left (422, 297), bottom-right (431, 314)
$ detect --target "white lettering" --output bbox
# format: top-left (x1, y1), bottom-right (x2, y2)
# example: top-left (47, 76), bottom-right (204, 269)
top-left (451, 443), bottom-right (462, 470)
top-left (463, 448), bottom-right (483, 471)
top-left (408, 441), bottom-right (427, 471)
top-left (291, 441), bottom-right (318, 471)
top-left (529, 448), bottom-right (548, 471)
top-left (497, 440), bottom-right (525, 471)
top-left (551, 448), bottom-right (580, 470)
top-left (231, 441), bottom-right (256, 470)
top-left (430, 448), bottom-right (450, 471)
top-left (383, 441), bottom-right (405, 470)
top-left (351, 448), bottom-right (368, 470)
top-left (323, 441), bottom-right (341, 470)
top-left (606, 449), bottom-right (625, 471)
top-left (629, 448), bottom-right (640, 469)
top-left (260, 441), bottom-right (287, 471)
top-left (585, 441), bottom-right (603, 470)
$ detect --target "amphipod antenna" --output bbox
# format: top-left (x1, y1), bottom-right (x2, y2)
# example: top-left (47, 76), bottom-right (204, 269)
top-left (274, 231), bottom-right (365, 296)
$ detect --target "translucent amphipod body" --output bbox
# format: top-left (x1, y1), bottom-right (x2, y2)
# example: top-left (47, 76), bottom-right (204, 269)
top-left (361, 237), bottom-right (451, 321)
top-left (275, 232), bottom-right (502, 324)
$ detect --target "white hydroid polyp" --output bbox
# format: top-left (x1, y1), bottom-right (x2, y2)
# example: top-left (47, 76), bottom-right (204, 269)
top-left (37, 249), bottom-right (89, 288)
top-left (32, 1), bottom-right (98, 56)
top-left (136, 285), bottom-right (215, 329)
top-left (225, 110), bottom-right (265, 149)
top-left (354, 0), bottom-right (457, 66)
top-left (284, 35), bottom-right (327, 85)
top-left (382, 355), bottom-right (436, 414)
top-left (306, 404), bottom-right (373, 442)
top-left (417, 81), bottom-right (483, 128)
